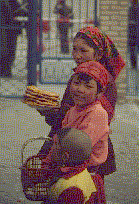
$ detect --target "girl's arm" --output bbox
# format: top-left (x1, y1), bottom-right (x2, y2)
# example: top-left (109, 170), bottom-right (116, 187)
top-left (37, 108), bottom-right (60, 126)
top-left (37, 76), bottom-right (74, 155)
top-left (37, 76), bottom-right (74, 128)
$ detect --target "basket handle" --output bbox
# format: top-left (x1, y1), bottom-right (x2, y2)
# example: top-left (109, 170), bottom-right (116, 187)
top-left (21, 136), bottom-right (52, 165)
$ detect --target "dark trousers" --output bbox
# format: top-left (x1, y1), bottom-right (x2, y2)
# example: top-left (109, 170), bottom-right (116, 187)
top-left (0, 28), bottom-right (21, 77)
top-left (128, 46), bottom-right (137, 70)
top-left (57, 23), bottom-right (69, 54)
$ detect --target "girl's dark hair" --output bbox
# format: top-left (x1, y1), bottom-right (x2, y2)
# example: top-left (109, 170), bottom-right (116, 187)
top-left (77, 73), bottom-right (103, 94)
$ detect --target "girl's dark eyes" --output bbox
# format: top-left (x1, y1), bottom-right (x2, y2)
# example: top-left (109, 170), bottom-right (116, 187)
top-left (73, 47), bottom-right (87, 52)
top-left (86, 85), bottom-right (94, 88)
top-left (73, 47), bottom-right (77, 51)
top-left (73, 82), bottom-right (93, 88)
top-left (81, 49), bottom-right (87, 52)
top-left (74, 81), bottom-right (80, 84)
top-left (85, 83), bottom-right (94, 88)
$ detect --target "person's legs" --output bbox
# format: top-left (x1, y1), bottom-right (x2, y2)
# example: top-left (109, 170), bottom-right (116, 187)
top-left (7, 29), bottom-right (19, 69)
top-left (0, 28), bottom-right (19, 78)
top-left (129, 46), bottom-right (137, 69)
top-left (0, 29), bottom-right (11, 77)
top-left (59, 23), bottom-right (69, 54)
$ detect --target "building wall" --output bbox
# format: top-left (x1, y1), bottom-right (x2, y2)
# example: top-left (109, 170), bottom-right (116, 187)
top-left (99, 0), bottom-right (129, 95)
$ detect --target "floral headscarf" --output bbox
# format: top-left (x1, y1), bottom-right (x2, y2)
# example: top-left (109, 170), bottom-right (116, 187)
top-left (75, 61), bottom-right (110, 88)
top-left (76, 26), bottom-right (125, 79)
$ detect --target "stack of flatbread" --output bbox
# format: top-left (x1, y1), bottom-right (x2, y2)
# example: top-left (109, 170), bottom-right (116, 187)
top-left (22, 86), bottom-right (60, 108)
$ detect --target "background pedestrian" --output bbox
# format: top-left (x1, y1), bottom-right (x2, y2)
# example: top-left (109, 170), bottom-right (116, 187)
top-left (0, 0), bottom-right (27, 78)
top-left (127, 0), bottom-right (138, 70)
top-left (53, 0), bottom-right (73, 54)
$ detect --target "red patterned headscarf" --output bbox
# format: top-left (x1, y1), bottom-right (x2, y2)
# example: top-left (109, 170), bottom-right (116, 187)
top-left (75, 26), bottom-right (125, 79)
top-left (74, 26), bottom-right (126, 124)
top-left (75, 61), bottom-right (110, 88)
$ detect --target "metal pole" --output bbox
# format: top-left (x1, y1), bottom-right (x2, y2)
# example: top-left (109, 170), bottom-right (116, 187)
top-left (27, 0), bottom-right (38, 86)
top-left (39, 0), bottom-right (43, 83)
top-left (0, 2), bottom-right (1, 64)
top-left (48, 0), bottom-right (51, 41)
top-left (137, 1), bottom-right (139, 96)
top-left (94, 0), bottom-right (100, 27)
top-left (86, 0), bottom-right (89, 26)
top-left (71, 0), bottom-right (74, 40)
top-left (126, 1), bottom-right (137, 96)
top-left (79, 0), bottom-right (81, 29)
top-left (94, 0), bottom-right (97, 26)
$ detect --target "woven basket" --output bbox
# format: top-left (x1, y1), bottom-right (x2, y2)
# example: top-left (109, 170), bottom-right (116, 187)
top-left (21, 155), bottom-right (58, 201)
top-left (20, 137), bottom-right (59, 201)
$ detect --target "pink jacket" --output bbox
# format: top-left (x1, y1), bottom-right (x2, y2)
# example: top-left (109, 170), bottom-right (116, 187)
top-left (43, 100), bottom-right (109, 168)
top-left (62, 100), bottom-right (109, 166)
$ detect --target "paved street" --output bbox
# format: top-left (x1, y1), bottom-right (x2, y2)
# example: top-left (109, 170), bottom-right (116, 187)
top-left (0, 92), bottom-right (139, 204)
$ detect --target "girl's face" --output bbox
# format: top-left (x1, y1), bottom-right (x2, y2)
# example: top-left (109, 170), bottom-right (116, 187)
top-left (70, 74), bottom-right (98, 108)
top-left (72, 38), bottom-right (96, 66)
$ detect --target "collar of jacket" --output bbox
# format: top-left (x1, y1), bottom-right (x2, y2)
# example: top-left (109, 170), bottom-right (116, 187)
top-left (75, 99), bottom-right (101, 112)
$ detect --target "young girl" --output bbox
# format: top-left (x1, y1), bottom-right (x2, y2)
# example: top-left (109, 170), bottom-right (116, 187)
top-left (40, 60), bottom-right (110, 173)
top-left (41, 62), bottom-right (110, 203)
top-left (38, 26), bottom-right (125, 178)
top-left (61, 61), bottom-right (110, 169)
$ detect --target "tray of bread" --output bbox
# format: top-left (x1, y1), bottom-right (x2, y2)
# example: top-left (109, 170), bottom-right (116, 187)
top-left (21, 86), bottom-right (60, 110)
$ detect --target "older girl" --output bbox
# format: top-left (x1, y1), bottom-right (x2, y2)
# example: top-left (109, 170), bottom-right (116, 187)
top-left (38, 26), bottom-right (125, 179)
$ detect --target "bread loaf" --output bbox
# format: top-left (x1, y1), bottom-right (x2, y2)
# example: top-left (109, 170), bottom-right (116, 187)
top-left (22, 86), bottom-right (60, 107)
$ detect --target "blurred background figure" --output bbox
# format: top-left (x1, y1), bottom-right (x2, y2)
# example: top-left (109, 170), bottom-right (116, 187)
top-left (36, 5), bottom-right (51, 63)
top-left (0, 0), bottom-right (27, 78)
top-left (127, 0), bottom-right (138, 70)
top-left (54, 0), bottom-right (73, 54)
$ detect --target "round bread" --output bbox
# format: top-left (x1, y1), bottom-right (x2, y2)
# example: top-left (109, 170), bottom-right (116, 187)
top-left (22, 98), bottom-right (59, 107)
top-left (23, 95), bottom-right (59, 106)
top-left (22, 99), bottom-right (40, 106)
top-left (23, 93), bottom-right (59, 105)
top-left (25, 90), bottom-right (59, 101)
top-left (26, 86), bottom-right (59, 98)
top-left (22, 85), bottom-right (60, 108)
